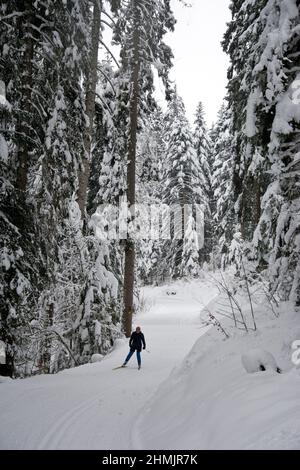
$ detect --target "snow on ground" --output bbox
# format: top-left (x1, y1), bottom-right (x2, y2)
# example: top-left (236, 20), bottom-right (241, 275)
top-left (132, 296), bottom-right (300, 450)
top-left (1, 276), bottom-right (300, 450)
top-left (0, 278), bottom-right (217, 450)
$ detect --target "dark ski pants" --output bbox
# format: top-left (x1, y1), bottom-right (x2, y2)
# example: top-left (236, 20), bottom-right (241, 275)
top-left (125, 349), bottom-right (141, 366)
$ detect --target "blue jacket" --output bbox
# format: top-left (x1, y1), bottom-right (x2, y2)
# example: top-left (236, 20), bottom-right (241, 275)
top-left (129, 331), bottom-right (146, 352)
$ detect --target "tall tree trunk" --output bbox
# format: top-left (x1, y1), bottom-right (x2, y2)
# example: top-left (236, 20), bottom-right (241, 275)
top-left (122, 1), bottom-right (140, 337)
top-left (77, 0), bottom-right (101, 219)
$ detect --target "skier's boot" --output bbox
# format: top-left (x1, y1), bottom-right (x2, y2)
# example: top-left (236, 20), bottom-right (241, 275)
top-left (138, 364), bottom-right (141, 370)
top-left (122, 362), bottom-right (127, 368)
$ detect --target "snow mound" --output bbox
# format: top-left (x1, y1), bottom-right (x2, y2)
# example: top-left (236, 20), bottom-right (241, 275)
top-left (0, 376), bottom-right (12, 384)
top-left (90, 354), bottom-right (104, 363)
top-left (241, 348), bottom-right (281, 374)
top-left (132, 303), bottom-right (300, 450)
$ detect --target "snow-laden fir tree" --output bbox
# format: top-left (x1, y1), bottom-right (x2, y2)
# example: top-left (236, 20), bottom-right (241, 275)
top-left (247, 0), bottom-right (300, 304)
top-left (0, 0), bottom-right (127, 375)
top-left (162, 91), bottom-right (205, 278)
top-left (193, 102), bottom-right (213, 264)
top-left (0, 0), bottom-right (92, 375)
top-left (0, 0), bottom-right (48, 374)
top-left (25, 0), bottom-right (90, 373)
top-left (136, 108), bottom-right (166, 285)
top-left (210, 102), bottom-right (235, 269)
top-left (89, 60), bottom-right (126, 210)
top-left (223, 0), bottom-right (300, 304)
top-left (222, 0), bottom-right (270, 243)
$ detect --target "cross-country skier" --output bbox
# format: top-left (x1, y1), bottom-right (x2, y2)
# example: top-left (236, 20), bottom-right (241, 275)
top-left (122, 326), bottom-right (146, 370)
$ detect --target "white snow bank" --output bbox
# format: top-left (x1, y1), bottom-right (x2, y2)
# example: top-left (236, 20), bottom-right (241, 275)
top-left (0, 376), bottom-right (12, 384)
top-left (132, 302), bottom-right (300, 450)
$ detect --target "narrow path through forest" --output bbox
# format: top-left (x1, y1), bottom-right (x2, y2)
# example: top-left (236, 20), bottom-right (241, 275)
top-left (0, 279), bottom-right (218, 450)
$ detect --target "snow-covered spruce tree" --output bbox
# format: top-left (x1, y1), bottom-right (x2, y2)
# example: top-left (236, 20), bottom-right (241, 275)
top-left (90, 59), bottom-right (128, 210)
top-left (248, 0), bottom-right (300, 304)
top-left (85, 59), bottom-right (125, 352)
top-left (162, 91), bottom-right (205, 279)
top-left (222, 0), bottom-right (270, 244)
top-left (210, 102), bottom-right (235, 269)
top-left (77, 0), bottom-right (102, 221)
top-left (137, 108), bottom-right (165, 204)
top-left (193, 102), bottom-right (213, 264)
top-left (223, 0), bottom-right (300, 304)
top-left (136, 108), bottom-right (166, 285)
top-left (27, 0), bottom-right (91, 373)
top-left (67, 3), bottom-right (127, 366)
top-left (0, 55), bottom-right (33, 375)
top-left (0, 0), bottom-right (69, 375)
top-left (0, 0), bottom-right (123, 375)
top-left (113, 0), bottom-right (175, 336)
top-left (41, 1), bottom-right (135, 369)
top-left (92, 58), bottom-right (128, 278)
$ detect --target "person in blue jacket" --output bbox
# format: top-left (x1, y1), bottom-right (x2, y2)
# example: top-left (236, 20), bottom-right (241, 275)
top-left (122, 326), bottom-right (146, 370)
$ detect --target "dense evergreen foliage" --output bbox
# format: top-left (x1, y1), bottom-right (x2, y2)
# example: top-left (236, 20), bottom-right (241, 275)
top-left (0, 0), bottom-right (299, 377)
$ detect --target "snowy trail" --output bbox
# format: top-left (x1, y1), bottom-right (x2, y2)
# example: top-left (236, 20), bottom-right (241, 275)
top-left (0, 279), bottom-right (217, 450)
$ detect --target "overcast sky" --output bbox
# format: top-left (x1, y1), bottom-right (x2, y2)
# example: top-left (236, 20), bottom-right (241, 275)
top-left (161, 0), bottom-right (232, 127)
top-left (102, 1), bottom-right (232, 127)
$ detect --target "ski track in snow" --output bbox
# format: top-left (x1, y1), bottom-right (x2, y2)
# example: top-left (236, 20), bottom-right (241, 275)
top-left (36, 396), bottom-right (100, 450)
top-left (0, 279), bottom-right (217, 450)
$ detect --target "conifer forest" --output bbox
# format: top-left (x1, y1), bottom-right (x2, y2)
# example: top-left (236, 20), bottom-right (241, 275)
top-left (0, 0), bottom-right (299, 380)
